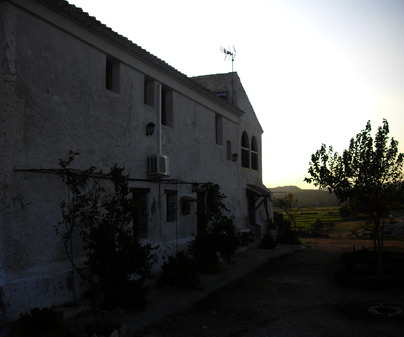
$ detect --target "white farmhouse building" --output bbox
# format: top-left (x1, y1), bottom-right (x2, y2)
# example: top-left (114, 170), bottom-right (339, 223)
top-left (0, 0), bottom-right (273, 321)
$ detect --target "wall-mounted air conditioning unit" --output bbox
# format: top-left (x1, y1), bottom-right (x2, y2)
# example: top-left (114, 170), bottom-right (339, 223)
top-left (148, 154), bottom-right (169, 177)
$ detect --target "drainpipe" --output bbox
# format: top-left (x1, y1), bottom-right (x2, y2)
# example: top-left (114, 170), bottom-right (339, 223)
top-left (157, 83), bottom-right (162, 155)
top-left (157, 83), bottom-right (165, 247)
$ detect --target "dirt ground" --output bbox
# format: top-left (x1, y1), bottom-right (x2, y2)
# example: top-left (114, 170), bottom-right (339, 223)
top-left (134, 239), bottom-right (404, 337)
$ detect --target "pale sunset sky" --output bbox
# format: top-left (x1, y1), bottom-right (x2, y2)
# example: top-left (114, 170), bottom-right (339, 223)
top-left (68, 0), bottom-right (404, 189)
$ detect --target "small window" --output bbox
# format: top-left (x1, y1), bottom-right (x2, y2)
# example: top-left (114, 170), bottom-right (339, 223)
top-left (226, 140), bottom-right (232, 161)
top-left (161, 86), bottom-right (173, 127)
top-left (241, 131), bottom-right (250, 168)
top-left (166, 190), bottom-right (177, 222)
top-left (105, 57), bottom-right (120, 92)
top-left (144, 76), bottom-right (155, 106)
top-left (215, 91), bottom-right (228, 101)
top-left (251, 137), bottom-right (259, 171)
top-left (215, 115), bottom-right (223, 145)
top-left (131, 188), bottom-right (150, 239)
top-left (181, 196), bottom-right (196, 215)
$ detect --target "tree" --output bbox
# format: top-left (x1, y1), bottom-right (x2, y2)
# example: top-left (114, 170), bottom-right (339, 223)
top-left (82, 165), bottom-right (156, 310)
top-left (273, 193), bottom-right (300, 231)
top-left (191, 183), bottom-right (239, 272)
top-left (57, 151), bottom-right (102, 322)
top-left (57, 154), bottom-right (156, 316)
top-left (305, 119), bottom-right (404, 258)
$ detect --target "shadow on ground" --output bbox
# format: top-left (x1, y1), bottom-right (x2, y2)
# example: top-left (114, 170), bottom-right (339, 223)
top-left (133, 242), bottom-right (404, 337)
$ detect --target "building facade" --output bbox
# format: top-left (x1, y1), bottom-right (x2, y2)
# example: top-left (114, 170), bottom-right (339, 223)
top-left (0, 0), bottom-right (273, 321)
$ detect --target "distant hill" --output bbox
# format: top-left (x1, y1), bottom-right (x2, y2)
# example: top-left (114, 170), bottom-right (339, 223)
top-left (269, 186), bottom-right (339, 208)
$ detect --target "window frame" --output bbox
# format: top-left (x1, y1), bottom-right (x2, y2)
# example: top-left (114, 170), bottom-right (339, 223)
top-left (251, 136), bottom-right (259, 171)
top-left (215, 114), bottom-right (223, 145)
top-left (241, 131), bottom-right (250, 169)
top-left (226, 140), bottom-right (232, 161)
top-left (215, 91), bottom-right (228, 101)
top-left (161, 86), bottom-right (173, 127)
top-left (131, 188), bottom-right (150, 239)
top-left (165, 190), bottom-right (177, 222)
top-left (105, 56), bottom-right (120, 92)
top-left (144, 76), bottom-right (155, 106)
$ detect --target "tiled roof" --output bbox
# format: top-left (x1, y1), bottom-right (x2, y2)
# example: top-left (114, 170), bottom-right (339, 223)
top-left (36, 0), bottom-right (244, 117)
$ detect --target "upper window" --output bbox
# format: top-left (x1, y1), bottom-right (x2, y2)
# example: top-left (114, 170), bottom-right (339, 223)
top-left (181, 196), bottom-right (196, 215)
top-left (131, 188), bottom-right (150, 239)
top-left (215, 91), bottom-right (228, 101)
top-left (215, 115), bottom-right (223, 145)
top-left (166, 190), bottom-right (177, 222)
top-left (161, 86), bottom-right (173, 127)
top-left (251, 137), bottom-right (259, 171)
top-left (226, 140), bottom-right (232, 161)
top-left (241, 131), bottom-right (250, 168)
top-left (144, 76), bottom-right (155, 106)
top-left (105, 57), bottom-right (120, 92)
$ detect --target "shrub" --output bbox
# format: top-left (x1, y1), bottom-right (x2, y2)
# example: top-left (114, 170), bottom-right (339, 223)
top-left (274, 211), bottom-right (301, 245)
top-left (335, 268), bottom-right (404, 290)
top-left (83, 203), bottom-right (156, 309)
top-left (211, 217), bottom-right (239, 262)
top-left (277, 227), bottom-right (302, 245)
top-left (341, 250), bottom-right (404, 267)
top-left (158, 251), bottom-right (200, 289)
top-left (190, 233), bottom-right (222, 273)
top-left (190, 183), bottom-right (239, 273)
top-left (260, 233), bottom-right (277, 250)
top-left (336, 250), bottom-right (404, 289)
top-left (58, 157), bottom-right (157, 312)
top-left (10, 308), bottom-right (68, 337)
top-left (82, 321), bottom-right (120, 337)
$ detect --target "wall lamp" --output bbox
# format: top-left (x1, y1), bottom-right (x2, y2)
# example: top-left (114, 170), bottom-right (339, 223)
top-left (232, 153), bottom-right (238, 162)
top-left (146, 122), bottom-right (156, 136)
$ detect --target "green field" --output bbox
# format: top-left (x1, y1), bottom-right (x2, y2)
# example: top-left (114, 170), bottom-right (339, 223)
top-left (277, 207), bottom-right (404, 240)
top-left (293, 207), bottom-right (341, 230)
top-left (277, 207), bottom-right (363, 233)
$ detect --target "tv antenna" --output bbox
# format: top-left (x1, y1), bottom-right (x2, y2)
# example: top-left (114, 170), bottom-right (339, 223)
top-left (220, 46), bottom-right (236, 72)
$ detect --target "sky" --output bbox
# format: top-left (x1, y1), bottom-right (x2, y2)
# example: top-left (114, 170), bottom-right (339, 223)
top-left (67, 0), bottom-right (404, 189)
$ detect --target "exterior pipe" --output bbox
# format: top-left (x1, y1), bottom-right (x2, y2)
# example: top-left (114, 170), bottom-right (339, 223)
top-left (157, 82), bottom-right (162, 155)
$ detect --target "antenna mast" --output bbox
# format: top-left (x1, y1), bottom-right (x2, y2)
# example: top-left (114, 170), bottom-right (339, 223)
top-left (220, 46), bottom-right (236, 72)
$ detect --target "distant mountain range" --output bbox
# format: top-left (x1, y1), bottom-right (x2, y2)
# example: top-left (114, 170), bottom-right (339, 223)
top-left (268, 186), bottom-right (339, 208)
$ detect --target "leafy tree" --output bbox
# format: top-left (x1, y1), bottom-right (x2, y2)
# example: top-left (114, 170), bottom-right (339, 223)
top-left (305, 119), bottom-right (404, 259)
top-left (273, 193), bottom-right (300, 231)
top-left (274, 211), bottom-right (301, 245)
top-left (311, 219), bottom-right (334, 236)
top-left (57, 154), bottom-right (156, 315)
top-left (57, 151), bottom-right (102, 321)
top-left (191, 183), bottom-right (239, 272)
top-left (82, 165), bottom-right (157, 310)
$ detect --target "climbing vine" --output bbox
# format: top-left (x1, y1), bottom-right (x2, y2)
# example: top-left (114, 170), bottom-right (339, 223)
top-left (191, 183), bottom-right (239, 273)
top-left (57, 152), bottom-right (156, 316)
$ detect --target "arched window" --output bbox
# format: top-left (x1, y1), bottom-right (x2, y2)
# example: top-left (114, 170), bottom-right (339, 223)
top-left (241, 131), bottom-right (250, 168)
top-left (251, 137), bottom-right (258, 171)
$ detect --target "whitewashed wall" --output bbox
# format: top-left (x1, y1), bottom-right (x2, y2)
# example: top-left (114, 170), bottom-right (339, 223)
top-left (0, 0), bottom-right (270, 321)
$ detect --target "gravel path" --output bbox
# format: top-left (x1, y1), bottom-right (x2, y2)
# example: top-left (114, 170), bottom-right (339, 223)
top-left (134, 242), bottom-right (404, 337)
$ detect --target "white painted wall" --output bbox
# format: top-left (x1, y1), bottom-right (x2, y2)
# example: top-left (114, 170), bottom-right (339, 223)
top-left (0, 0), bottom-right (272, 321)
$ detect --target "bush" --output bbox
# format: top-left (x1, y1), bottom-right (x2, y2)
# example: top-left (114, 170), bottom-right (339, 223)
top-left (211, 217), bottom-right (239, 262)
top-left (85, 224), bottom-right (156, 310)
top-left (158, 251), bottom-right (200, 289)
top-left (335, 268), bottom-right (404, 290)
top-left (190, 233), bottom-right (222, 273)
top-left (260, 233), bottom-right (277, 249)
top-left (336, 250), bottom-right (404, 289)
top-left (277, 228), bottom-right (302, 245)
top-left (82, 321), bottom-right (120, 337)
top-left (10, 308), bottom-right (68, 337)
top-left (58, 157), bottom-right (158, 313)
top-left (190, 183), bottom-right (239, 273)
